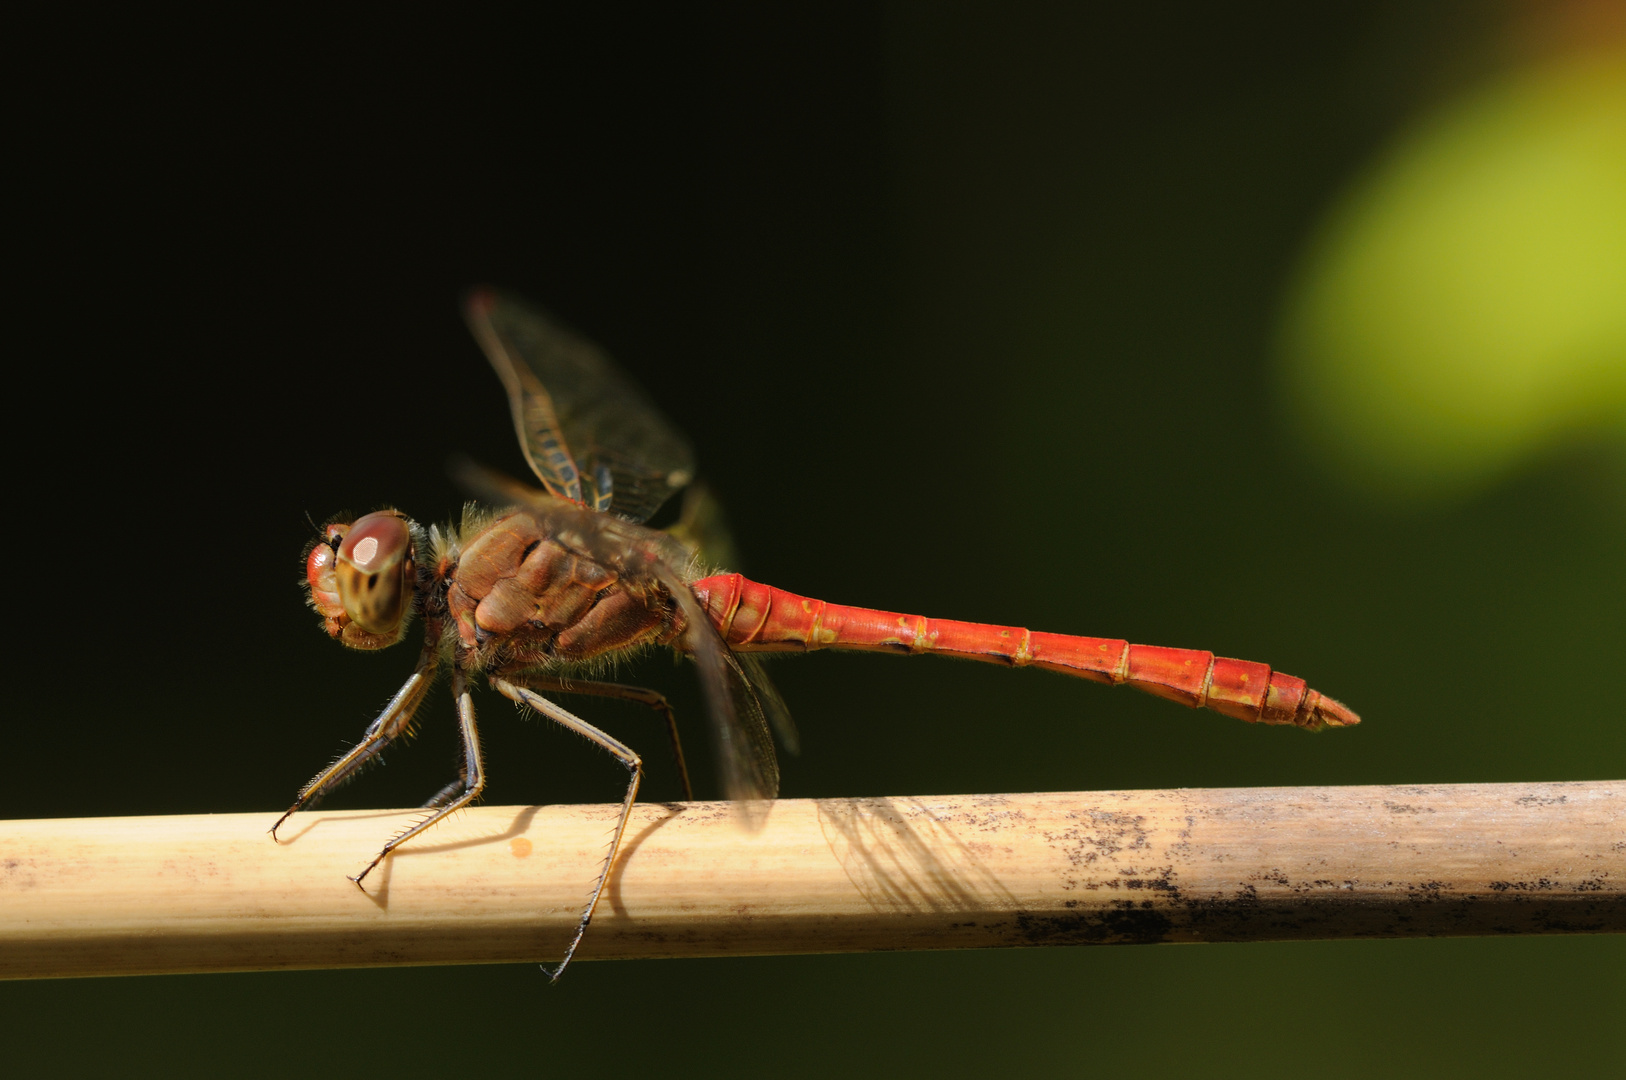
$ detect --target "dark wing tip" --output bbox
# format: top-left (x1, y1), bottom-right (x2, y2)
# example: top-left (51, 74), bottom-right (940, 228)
top-left (462, 285), bottom-right (499, 319)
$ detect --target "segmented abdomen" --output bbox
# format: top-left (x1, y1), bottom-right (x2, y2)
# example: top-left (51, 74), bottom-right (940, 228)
top-left (690, 573), bottom-right (1359, 731)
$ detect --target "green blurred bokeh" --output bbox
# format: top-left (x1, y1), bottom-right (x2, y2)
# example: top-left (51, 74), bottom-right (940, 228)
top-left (6, 3), bottom-right (1622, 1076)
top-left (1281, 50), bottom-right (1626, 501)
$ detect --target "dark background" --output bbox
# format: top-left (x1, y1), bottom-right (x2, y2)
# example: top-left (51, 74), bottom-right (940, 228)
top-left (7, 3), bottom-right (1621, 1075)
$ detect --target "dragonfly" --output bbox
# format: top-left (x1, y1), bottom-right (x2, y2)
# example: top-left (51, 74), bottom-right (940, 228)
top-left (277, 288), bottom-right (1360, 978)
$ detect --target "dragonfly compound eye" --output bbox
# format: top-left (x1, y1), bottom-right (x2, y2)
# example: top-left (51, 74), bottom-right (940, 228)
top-left (335, 511), bottom-right (416, 636)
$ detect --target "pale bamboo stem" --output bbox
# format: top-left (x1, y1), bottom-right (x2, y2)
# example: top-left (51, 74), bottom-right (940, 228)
top-left (2, 781), bottom-right (1621, 980)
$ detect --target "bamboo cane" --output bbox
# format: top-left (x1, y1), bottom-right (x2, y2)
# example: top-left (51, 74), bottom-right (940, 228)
top-left (2, 780), bottom-right (1621, 980)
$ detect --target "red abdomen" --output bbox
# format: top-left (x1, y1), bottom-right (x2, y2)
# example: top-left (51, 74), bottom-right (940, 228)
top-left (690, 573), bottom-right (1358, 731)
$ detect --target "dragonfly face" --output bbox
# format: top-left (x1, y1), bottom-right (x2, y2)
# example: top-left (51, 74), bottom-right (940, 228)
top-left (303, 509), bottom-right (421, 650)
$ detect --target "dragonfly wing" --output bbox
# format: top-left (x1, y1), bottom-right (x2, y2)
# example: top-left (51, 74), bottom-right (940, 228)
top-left (736, 653), bottom-right (800, 756)
top-left (447, 455), bottom-right (558, 509)
top-left (659, 487), bottom-right (799, 754)
top-left (651, 561), bottom-right (781, 825)
top-left (464, 288), bottom-right (697, 523)
top-left (463, 295), bottom-right (583, 504)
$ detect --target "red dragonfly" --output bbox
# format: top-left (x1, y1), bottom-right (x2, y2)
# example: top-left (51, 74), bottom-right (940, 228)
top-left (278, 289), bottom-right (1359, 977)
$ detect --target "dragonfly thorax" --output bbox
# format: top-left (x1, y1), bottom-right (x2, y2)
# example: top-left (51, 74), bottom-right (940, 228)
top-left (445, 506), bottom-right (687, 673)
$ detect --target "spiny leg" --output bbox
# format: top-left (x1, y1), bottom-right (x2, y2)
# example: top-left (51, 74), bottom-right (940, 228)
top-left (492, 677), bottom-right (642, 982)
top-left (502, 672), bottom-right (692, 801)
top-left (420, 769), bottom-right (471, 809)
top-left (350, 668), bottom-right (485, 887)
top-left (271, 659), bottom-right (436, 841)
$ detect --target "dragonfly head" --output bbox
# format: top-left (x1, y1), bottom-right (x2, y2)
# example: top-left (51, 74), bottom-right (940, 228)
top-left (304, 510), bottom-right (420, 649)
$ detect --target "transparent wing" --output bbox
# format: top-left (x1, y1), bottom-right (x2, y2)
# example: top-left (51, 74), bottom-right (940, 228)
top-left (447, 455), bottom-right (555, 509)
top-left (650, 560), bottom-right (782, 825)
top-left (736, 652), bottom-right (800, 757)
top-left (463, 288), bottom-right (697, 523)
top-left (652, 485), bottom-right (802, 760)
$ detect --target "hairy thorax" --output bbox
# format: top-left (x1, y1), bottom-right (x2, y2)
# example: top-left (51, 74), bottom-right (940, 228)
top-left (443, 506), bottom-right (687, 673)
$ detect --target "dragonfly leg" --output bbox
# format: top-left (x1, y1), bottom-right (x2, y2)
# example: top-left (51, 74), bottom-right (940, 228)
top-left (421, 769), bottom-right (470, 809)
top-left (270, 664), bottom-right (436, 842)
top-left (350, 669), bottom-right (485, 887)
top-left (491, 676), bottom-right (642, 982)
top-left (500, 671), bottom-right (692, 801)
